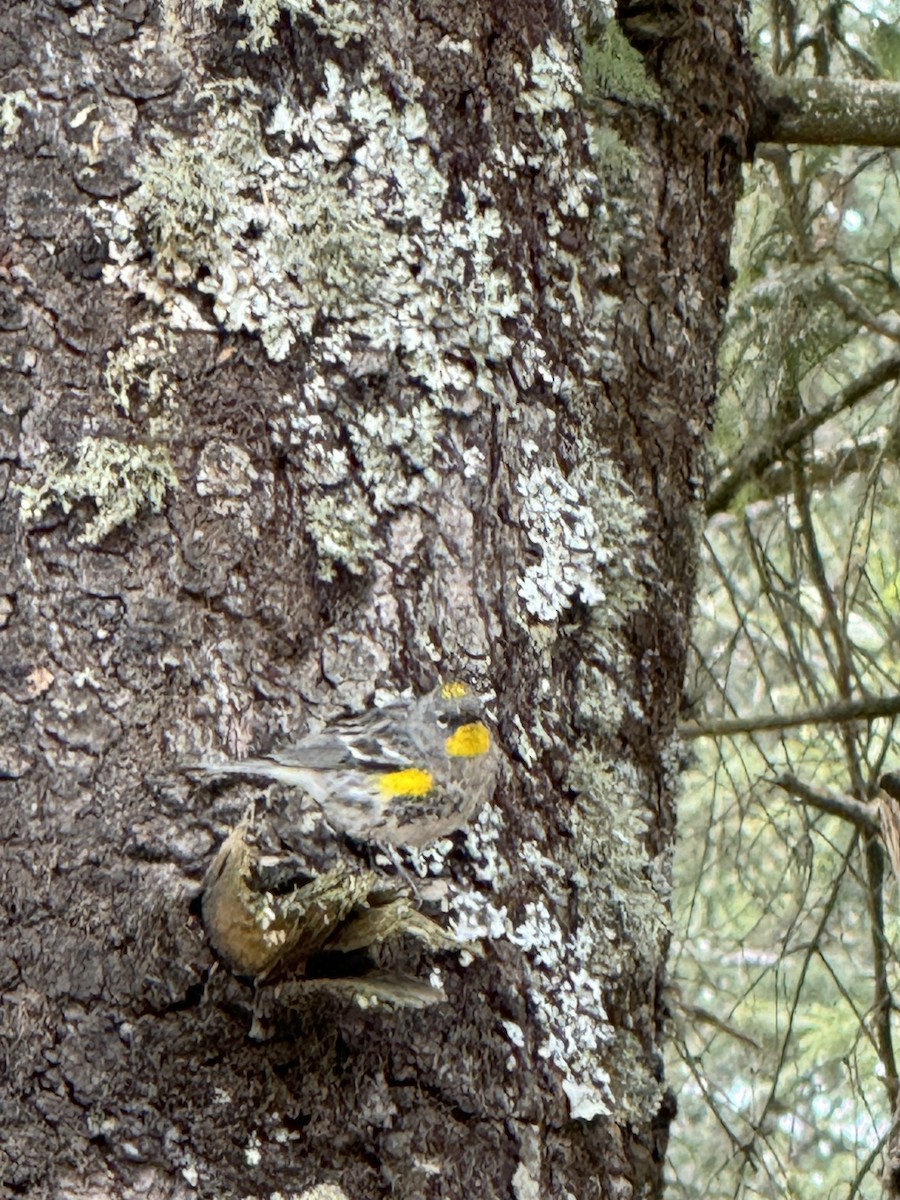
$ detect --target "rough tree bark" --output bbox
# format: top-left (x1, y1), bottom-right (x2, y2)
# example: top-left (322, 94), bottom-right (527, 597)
top-left (0, 1), bottom-right (752, 1197)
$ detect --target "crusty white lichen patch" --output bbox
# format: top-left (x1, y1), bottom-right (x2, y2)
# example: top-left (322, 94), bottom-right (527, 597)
top-left (269, 383), bottom-right (443, 579)
top-left (103, 66), bottom-right (519, 383)
top-left (243, 1130), bottom-right (261, 1166)
top-left (17, 437), bottom-right (177, 544)
top-left (294, 1186), bottom-right (351, 1200)
top-left (516, 454), bottom-right (646, 639)
top-left (510, 1123), bottom-right (542, 1200)
top-left (515, 36), bottom-right (583, 121)
top-left (195, 439), bottom-right (264, 534)
top-left (448, 750), bottom-right (668, 1123)
top-left (95, 8), bottom-right (648, 601)
top-left (199, 0), bottom-right (370, 52)
top-left (100, 56), bottom-right (549, 577)
top-left (573, 662), bottom-right (628, 737)
top-left (0, 89), bottom-right (36, 148)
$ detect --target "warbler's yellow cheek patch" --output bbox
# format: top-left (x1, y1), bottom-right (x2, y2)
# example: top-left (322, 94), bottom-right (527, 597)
top-left (378, 768), bottom-right (434, 798)
top-left (445, 722), bottom-right (491, 758)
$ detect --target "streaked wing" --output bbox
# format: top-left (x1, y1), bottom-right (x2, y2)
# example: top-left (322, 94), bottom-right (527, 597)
top-left (270, 730), bottom-right (414, 772)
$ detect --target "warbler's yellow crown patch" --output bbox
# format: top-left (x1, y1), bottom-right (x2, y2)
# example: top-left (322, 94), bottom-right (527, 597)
top-left (377, 767), bottom-right (434, 798)
top-left (445, 722), bottom-right (491, 758)
top-left (440, 681), bottom-right (470, 700)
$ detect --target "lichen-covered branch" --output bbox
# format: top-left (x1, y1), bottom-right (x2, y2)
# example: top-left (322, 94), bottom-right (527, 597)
top-left (755, 76), bottom-right (900, 148)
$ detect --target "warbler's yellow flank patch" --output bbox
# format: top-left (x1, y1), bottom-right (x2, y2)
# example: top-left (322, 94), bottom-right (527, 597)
top-left (378, 767), bottom-right (434, 797)
top-left (440, 681), bottom-right (469, 700)
top-left (445, 722), bottom-right (491, 758)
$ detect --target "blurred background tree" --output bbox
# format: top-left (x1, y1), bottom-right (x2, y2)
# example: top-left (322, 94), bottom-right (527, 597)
top-left (667, 0), bottom-right (900, 1194)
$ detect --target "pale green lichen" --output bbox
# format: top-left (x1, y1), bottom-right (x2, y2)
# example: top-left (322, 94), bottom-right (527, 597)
top-left (588, 125), bottom-right (643, 182)
top-left (102, 60), bottom-right (535, 579)
top-left (17, 437), bottom-right (177, 544)
top-left (104, 68), bottom-right (519, 384)
top-left (304, 490), bottom-right (377, 579)
top-left (104, 334), bottom-right (173, 414)
top-left (581, 21), bottom-right (662, 105)
top-left (350, 403), bottom-right (443, 512)
top-left (573, 662), bottom-right (628, 738)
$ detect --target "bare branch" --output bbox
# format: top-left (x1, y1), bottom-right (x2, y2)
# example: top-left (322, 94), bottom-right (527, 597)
top-left (681, 693), bottom-right (900, 739)
top-left (821, 278), bottom-right (900, 343)
top-left (707, 351), bottom-right (900, 515)
top-left (772, 773), bottom-right (880, 833)
top-left (745, 435), bottom-right (890, 505)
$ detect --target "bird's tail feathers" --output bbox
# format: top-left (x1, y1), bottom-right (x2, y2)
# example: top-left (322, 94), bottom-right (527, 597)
top-left (188, 758), bottom-right (309, 787)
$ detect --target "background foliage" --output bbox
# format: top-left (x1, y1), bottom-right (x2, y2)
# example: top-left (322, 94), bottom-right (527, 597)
top-left (667, 0), bottom-right (900, 1194)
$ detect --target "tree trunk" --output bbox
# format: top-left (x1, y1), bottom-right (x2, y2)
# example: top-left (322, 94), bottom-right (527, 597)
top-left (0, 1), bottom-right (752, 1196)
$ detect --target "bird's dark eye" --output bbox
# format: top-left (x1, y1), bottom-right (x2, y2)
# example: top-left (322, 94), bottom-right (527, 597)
top-left (435, 714), bottom-right (451, 728)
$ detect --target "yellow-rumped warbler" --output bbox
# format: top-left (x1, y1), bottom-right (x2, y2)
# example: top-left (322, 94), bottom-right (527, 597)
top-left (192, 682), bottom-right (499, 848)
